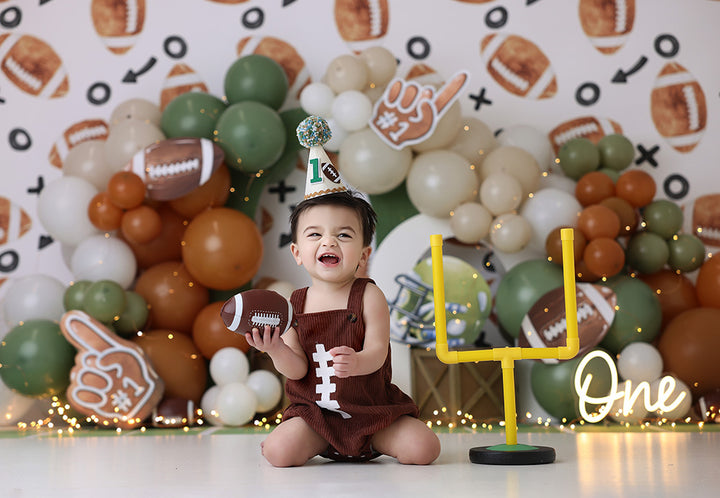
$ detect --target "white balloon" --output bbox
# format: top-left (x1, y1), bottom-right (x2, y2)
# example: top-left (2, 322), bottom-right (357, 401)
top-left (617, 343), bottom-right (664, 383)
top-left (37, 176), bottom-right (100, 246)
top-left (649, 376), bottom-right (692, 420)
top-left (331, 90), bottom-right (373, 132)
top-left (538, 171), bottom-right (577, 195)
top-left (0, 382), bottom-right (36, 426)
top-left (497, 124), bottom-right (554, 172)
top-left (299, 82), bottom-right (335, 118)
top-left (2, 274), bottom-right (67, 326)
top-left (520, 188), bottom-right (582, 252)
top-left (246, 369), bottom-right (283, 412)
top-left (110, 98), bottom-right (162, 128)
top-left (70, 235), bottom-right (137, 289)
top-left (104, 119), bottom-right (165, 173)
top-left (209, 347), bottom-right (249, 386)
top-left (216, 382), bottom-right (258, 426)
top-left (324, 118), bottom-right (348, 152)
top-left (489, 213), bottom-right (532, 253)
top-left (479, 172), bottom-right (523, 215)
top-left (450, 202), bottom-right (493, 244)
top-left (200, 385), bottom-right (223, 426)
top-left (63, 140), bottom-right (113, 190)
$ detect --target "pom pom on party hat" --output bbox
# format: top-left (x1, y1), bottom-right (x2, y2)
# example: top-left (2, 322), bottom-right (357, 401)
top-left (296, 116), bottom-right (347, 199)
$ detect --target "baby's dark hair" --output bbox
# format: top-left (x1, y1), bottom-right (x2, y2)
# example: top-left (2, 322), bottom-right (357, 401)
top-left (290, 191), bottom-right (377, 247)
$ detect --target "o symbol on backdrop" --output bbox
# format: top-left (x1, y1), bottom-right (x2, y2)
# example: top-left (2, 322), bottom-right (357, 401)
top-left (87, 82), bottom-right (111, 105)
top-left (654, 34), bottom-right (680, 58)
top-left (8, 128), bottom-right (31, 151)
top-left (485, 7), bottom-right (508, 29)
top-left (663, 174), bottom-right (689, 200)
top-left (406, 36), bottom-right (430, 60)
top-left (242, 7), bottom-right (264, 29)
top-left (164, 36), bottom-right (187, 59)
top-left (0, 6), bottom-right (21, 28)
top-left (575, 82), bottom-right (600, 106)
top-left (0, 250), bottom-right (20, 273)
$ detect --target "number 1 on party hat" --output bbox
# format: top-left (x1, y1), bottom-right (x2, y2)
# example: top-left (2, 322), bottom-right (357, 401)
top-left (296, 116), bottom-right (348, 199)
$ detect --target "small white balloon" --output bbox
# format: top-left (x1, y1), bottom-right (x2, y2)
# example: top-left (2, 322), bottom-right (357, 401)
top-left (110, 98), bottom-right (162, 128)
top-left (63, 140), bottom-right (113, 190)
top-left (331, 90), bottom-right (373, 132)
top-left (2, 274), bottom-right (67, 326)
top-left (497, 124), bottom-right (554, 172)
top-left (649, 376), bottom-right (692, 420)
top-left (209, 347), bottom-right (250, 386)
top-left (617, 343), bottom-right (664, 383)
top-left (450, 202), bottom-right (493, 244)
top-left (70, 235), bottom-right (137, 289)
top-left (216, 382), bottom-right (258, 426)
top-left (200, 385), bottom-right (222, 426)
top-left (479, 172), bottom-right (523, 215)
top-left (299, 82), bottom-right (335, 118)
top-left (324, 117), bottom-right (348, 152)
top-left (246, 369), bottom-right (283, 412)
top-left (37, 175), bottom-right (100, 246)
top-left (490, 214), bottom-right (532, 253)
top-left (520, 188), bottom-right (582, 252)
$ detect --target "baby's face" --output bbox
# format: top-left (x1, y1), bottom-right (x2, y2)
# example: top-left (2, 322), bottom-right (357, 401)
top-left (291, 205), bottom-right (369, 284)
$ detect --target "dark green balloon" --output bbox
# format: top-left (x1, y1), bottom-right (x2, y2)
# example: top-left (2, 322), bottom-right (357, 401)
top-left (114, 291), bottom-right (149, 337)
top-left (599, 276), bottom-right (661, 354)
top-left (82, 280), bottom-right (127, 323)
top-left (494, 259), bottom-right (564, 338)
top-left (557, 138), bottom-right (600, 180)
top-left (667, 234), bottom-right (705, 273)
top-left (161, 92), bottom-right (227, 139)
top-left (63, 280), bottom-right (93, 311)
top-left (626, 232), bottom-right (669, 274)
top-left (0, 320), bottom-right (75, 397)
top-left (224, 54), bottom-right (288, 110)
top-left (280, 107), bottom-right (309, 155)
top-left (597, 134), bottom-right (635, 171)
top-left (643, 199), bottom-right (683, 239)
top-left (214, 101), bottom-right (286, 173)
top-left (531, 349), bottom-right (613, 421)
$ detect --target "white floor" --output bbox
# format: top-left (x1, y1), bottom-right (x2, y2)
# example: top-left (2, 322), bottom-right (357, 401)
top-left (1, 429), bottom-right (717, 497)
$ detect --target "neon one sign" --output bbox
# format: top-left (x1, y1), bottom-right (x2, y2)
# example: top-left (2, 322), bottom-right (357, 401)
top-left (573, 350), bottom-right (687, 423)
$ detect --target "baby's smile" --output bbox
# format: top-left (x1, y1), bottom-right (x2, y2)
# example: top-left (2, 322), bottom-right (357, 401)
top-left (319, 253), bottom-right (340, 266)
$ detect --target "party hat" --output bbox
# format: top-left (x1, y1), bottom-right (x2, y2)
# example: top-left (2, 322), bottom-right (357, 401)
top-left (296, 116), bottom-right (347, 199)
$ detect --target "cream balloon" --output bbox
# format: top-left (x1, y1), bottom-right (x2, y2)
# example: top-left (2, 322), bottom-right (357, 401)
top-left (449, 117), bottom-right (499, 168)
top-left (339, 128), bottom-right (412, 195)
top-left (215, 382), bottom-right (258, 426)
top-left (299, 82), bottom-right (335, 118)
top-left (324, 118), bottom-right (348, 152)
top-left (617, 343), bottom-right (664, 383)
top-left (245, 369), bottom-right (283, 412)
top-left (406, 150), bottom-right (478, 218)
top-left (489, 213), bottom-right (532, 253)
top-left (2, 274), bottom-right (67, 326)
top-left (649, 376), bottom-right (692, 420)
top-left (0, 382), bottom-right (37, 426)
top-left (63, 139), bottom-right (114, 190)
top-left (37, 175), bottom-right (100, 246)
top-left (497, 124), bottom-right (554, 172)
top-left (331, 90), bottom-right (373, 132)
top-left (520, 188), bottom-right (582, 252)
top-left (265, 280), bottom-right (295, 301)
top-left (104, 119), bottom-right (165, 173)
top-left (411, 100), bottom-right (462, 152)
top-left (324, 54), bottom-right (368, 93)
top-left (364, 83), bottom-right (387, 103)
top-left (450, 202), bottom-right (493, 244)
top-left (479, 145), bottom-right (541, 197)
top-left (537, 171), bottom-right (577, 195)
top-left (479, 172), bottom-right (523, 215)
top-left (70, 235), bottom-right (137, 289)
top-left (209, 347), bottom-right (249, 386)
top-left (359, 46), bottom-right (397, 87)
top-left (200, 385), bottom-right (222, 426)
top-left (110, 98), bottom-right (162, 128)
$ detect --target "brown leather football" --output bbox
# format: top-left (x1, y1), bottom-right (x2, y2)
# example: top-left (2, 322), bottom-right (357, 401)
top-left (221, 289), bottom-right (294, 335)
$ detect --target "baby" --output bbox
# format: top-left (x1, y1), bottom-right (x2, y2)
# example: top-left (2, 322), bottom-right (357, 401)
top-left (245, 191), bottom-right (440, 467)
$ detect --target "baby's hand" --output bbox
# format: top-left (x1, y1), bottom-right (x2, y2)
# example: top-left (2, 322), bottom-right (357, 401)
top-left (245, 325), bottom-right (283, 355)
top-left (329, 346), bottom-right (358, 378)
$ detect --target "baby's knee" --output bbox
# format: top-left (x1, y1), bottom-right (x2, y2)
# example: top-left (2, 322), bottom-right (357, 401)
top-left (262, 438), bottom-right (306, 467)
top-left (398, 429), bottom-right (441, 465)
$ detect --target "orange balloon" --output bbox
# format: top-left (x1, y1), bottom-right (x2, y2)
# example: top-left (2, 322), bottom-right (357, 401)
top-left (639, 269), bottom-right (699, 327)
top-left (88, 191), bottom-right (124, 231)
top-left (583, 237), bottom-right (625, 277)
top-left (616, 170), bottom-right (656, 208)
top-left (577, 204), bottom-right (621, 240)
top-left (575, 259), bottom-right (601, 283)
top-left (695, 257), bottom-right (720, 308)
top-left (124, 205), bottom-right (188, 269)
top-left (107, 171), bottom-right (146, 210)
top-left (121, 205), bottom-right (163, 244)
top-left (134, 261), bottom-right (209, 334)
top-left (545, 226), bottom-right (586, 265)
top-left (133, 330), bottom-right (207, 404)
top-left (169, 164), bottom-right (231, 219)
top-left (182, 208), bottom-right (263, 290)
top-left (599, 196), bottom-right (638, 236)
top-left (192, 301), bottom-right (250, 359)
top-left (575, 171), bottom-right (616, 207)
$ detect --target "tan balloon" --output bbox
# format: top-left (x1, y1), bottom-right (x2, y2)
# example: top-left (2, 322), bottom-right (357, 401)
top-left (110, 98), bottom-right (162, 128)
top-left (359, 46), bottom-right (397, 88)
top-left (62, 140), bottom-right (113, 190)
top-left (448, 117), bottom-right (499, 169)
top-left (104, 119), bottom-right (165, 173)
top-left (411, 100), bottom-right (462, 152)
top-left (325, 54), bottom-right (369, 93)
top-left (479, 171), bottom-right (523, 216)
top-left (450, 202), bottom-right (493, 244)
top-left (479, 145), bottom-right (541, 197)
top-left (490, 213), bottom-right (532, 253)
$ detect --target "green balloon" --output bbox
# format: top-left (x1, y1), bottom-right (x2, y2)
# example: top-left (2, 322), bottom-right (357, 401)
top-left (114, 291), bottom-right (149, 337)
top-left (214, 101), bottom-right (286, 173)
top-left (82, 280), bottom-right (127, 323)
top-left (557, 138), bottom-right (600, 180)
top-left (643, 200), bottom-right (683, 239)
top-left (626, 232), bottom-right (669, 274)
top-left (0, 320), bottom-right (75, 397)
top-left (280, 107), bottom-right (310, 154)
top-left (259, 108), bottom-right (310, 185)
top-left (597, 168), bottom-right (620, 183)
top-left (161, 91), bottom-right (227, 139)
top-left (599, 276), bottom-right (661, 354)
top-left (494, 259), bottom-right (564, 338)
top-left (667, 234), bottom-right (705, 273)
top-left (531, 349), bottom-right (613, 421)
top-left (224, 54), bottom-right (288, 110)
top-left (63, 280), bottom-right (93, 311)
top-left (597, 134), bottom-right (635, 171)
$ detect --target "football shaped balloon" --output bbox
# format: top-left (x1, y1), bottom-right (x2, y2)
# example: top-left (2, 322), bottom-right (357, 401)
top-left (221, 289), bottom-right (294, 335)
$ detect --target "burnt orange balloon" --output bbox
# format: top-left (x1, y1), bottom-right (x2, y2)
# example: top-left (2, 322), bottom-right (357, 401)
top-left (124, 205), bottom-right (188, 269)
top-left (134, 261), bottom-right (209, 334)
top-left (695, 257), bottom-right (720, 308)
top-left (616, 170), bottom-right (656, 208)
top-left (575, 171), bottom-right (616, 207)
top-left (639, 269), bottom-right (699, 327)
top-left (599, 196), bottom-right (638, 235)
top-left (107, 171), bottom-right (146, 209)
top-left (169, 164), bottom-right (231, 219)
top-left (545, 226), bottom-right (586, 265)
top-left (577, 204), bottom-right (621, 240)
top-left (658, 308), bottom-right (720, 396)
top-left (182, 208), bottom-right (263, 290)
top-left (88, 191), bottom-right (124, 231)
top-left (583, 237), bottom-right (625, 277)
top-left (575, 259), bottom-right (601, 283)
top-left (192, 301), bottom-right (250, 359)
top-left (121, 205), bottom-right (163, 244)
top-left (133, 330), bottom-right (207, 404)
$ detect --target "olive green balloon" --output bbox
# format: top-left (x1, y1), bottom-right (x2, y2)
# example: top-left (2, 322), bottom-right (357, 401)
top-left (531, 349), bottom-right (613, 421)
top-left (280, 107), bottom-right (309, 154)
top-left (557, 137), bottom-right (600, 180)
top-left (597, 134), bottom-right (635, 171)
top-left (597, 168), bottom-right (620, 183)
top-left (161, 92), bottom-right (227, 139)
top-left (667, 234), bottom-right (705, 273)
top-left (114, 291), bottom-right (149, 337)
top-left (643, 200), bottom-right (683, 239)
top-left (599, 276), bottom-right (662, 354)
top-left (214, 101), bottom-right (286, 173)
top-left (0, 320), bottom-right (75, 397)
top-left (63, 280), bottom-right (93, 311)
top-left (82, 280), bottom-right (127, 323)
top-left (224, 54), bottom-right (288, 110)
top-left (494, 259), bottom-right (564, 338)
top-left (626, 232), bottom-right (669, 274)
